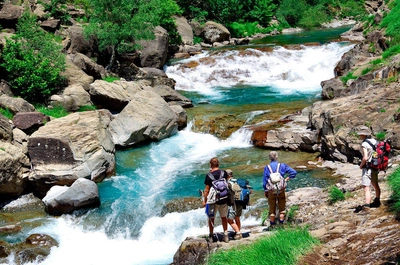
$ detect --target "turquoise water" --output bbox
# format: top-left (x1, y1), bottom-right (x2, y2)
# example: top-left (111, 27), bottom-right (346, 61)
top-left (1, 27), bottom-right (354, 265)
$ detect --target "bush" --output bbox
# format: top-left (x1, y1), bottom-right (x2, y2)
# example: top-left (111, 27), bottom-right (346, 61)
top-left (340, 71), bottom-right (358, 84)
top-left (382, 44), bottom-right (400, 59)
top-left (388, 167), bottom-right (400, 216)
top-left (380, 0), bottom-right (400, 44)
top-left (0, 108), bottom-right (13, 120)
top-left (37, 105), bottom-right (69, 118)
top-left (328, 186), bottom-right (345, 204)
top-left (0, 11), bottom-right (66, 104)
top-left (298, 4), bottom-right (330, 29)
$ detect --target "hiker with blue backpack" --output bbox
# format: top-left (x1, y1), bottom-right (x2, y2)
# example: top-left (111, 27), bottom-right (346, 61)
top-left (263, 151), bottom-right (297, 230)
top-left (202, 157), bottom-right (230, 243)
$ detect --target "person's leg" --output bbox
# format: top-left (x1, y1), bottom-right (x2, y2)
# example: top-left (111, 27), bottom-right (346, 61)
top-left (235, 204), bottom-right (243, 231)
top-left (268, 191), bottom-right (277, 225)
top-left (362, 168), bottom-right (372, 205)
top-left (277, 190), bottom-right (286, 223)
top-left (208, 217), bottom-right (215, 235)
top-left (228, 218), bottom-right (240, 232)
top-left (370, 169), bottom-right (381, 207)
top-left (219, 203), bottom-right (229, 242)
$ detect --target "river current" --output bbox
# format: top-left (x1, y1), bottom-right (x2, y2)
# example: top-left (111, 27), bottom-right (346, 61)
top-left (2, 27), bottom-right (354, 265)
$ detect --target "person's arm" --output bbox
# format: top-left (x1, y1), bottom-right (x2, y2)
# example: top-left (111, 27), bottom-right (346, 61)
top-left (263, 167), bottom-right (269, 198)
top-left (282, 164), bottom-right (297, 182)
top-left (203, 185), bottom-right (210, 207)
top-left (360, 146), bottom-right (369, 169)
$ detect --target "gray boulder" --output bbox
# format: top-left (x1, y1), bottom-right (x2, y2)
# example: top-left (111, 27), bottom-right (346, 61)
top-left (170, 105), bottom-right (187, 130)
top-left (0, 95), bottom-right (35, 115)
top-left (67, 52), bottom-right (106, 80)
top-left (139, 26), bottom-right (169, 69)
top-left (201, 21), bottom-right (230, 44)
top-left (174, 16), bottom-right (193, 45)
top-left (62, 56), bottom-right (94, 91)
top-left (28, 110), bottom-right (115, 196)
top-left (151, 85), bottom-right (193, 108)
top-left (50, 84), bottom-right (93, 112)
top-left (109, 90), bottom-right (178, 146)
top-left (42, 178), bottom-right (100, 215)
top-left (0, 4), bottom-right (23, 29)
top-left (0, 114), bottom-right (12, 142)
top-left (12, 112), bottom-right (50, 135)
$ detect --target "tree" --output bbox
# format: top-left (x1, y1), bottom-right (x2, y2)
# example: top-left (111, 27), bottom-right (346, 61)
top-left (0, 11), bottom-right (66, 103)
top-left (84, 0), bottom-right (181, 71)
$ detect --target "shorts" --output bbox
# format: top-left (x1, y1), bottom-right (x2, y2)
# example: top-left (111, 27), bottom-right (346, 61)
top-left (214, 203), bottom-right (228, 218)
top-left (362, 168), bottom-right (379, 186)
top-left (227, 204), bottom-right (243, 220)
top-left (268, 189), bottom-right (286, 217)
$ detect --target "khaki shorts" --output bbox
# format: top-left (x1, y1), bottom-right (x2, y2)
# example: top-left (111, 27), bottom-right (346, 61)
top-left (214, 203), bottom-right (228, 218)
top-left (227, 204), bottom-right (243, 220)
top-left (268, 189), bottom-right (286, 217)
top-left (362, 168), bottom-right (379, 186)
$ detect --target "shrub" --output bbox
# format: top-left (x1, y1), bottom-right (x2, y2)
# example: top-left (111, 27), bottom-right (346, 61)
top-left (382, 44), bottom-right (400, 59)
top-left (328, 185), bottom-right (345, 204)
top-left (340, 71), bottom-right (358, 84)
top-left (0, 11), bottom-right (66, 104)
top-left (298, 4), bottom-right (330, 29)
top-left (0, 108), bottom-right (13, 120)
top-left (388, 167), bottom-right (400, 216)
top-left (375, 131), bottom-right (387, 141)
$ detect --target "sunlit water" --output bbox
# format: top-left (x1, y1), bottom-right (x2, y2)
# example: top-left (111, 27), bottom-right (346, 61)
top-left (1, 28), bottom-right (354, 265)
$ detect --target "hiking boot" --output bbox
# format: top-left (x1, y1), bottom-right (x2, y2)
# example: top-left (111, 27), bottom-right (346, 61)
top-left (370, 198), bottom-right (381, 208)
top-left (207, 234), bottom-right (217, 243)
top-left (223, 233), bottom-right (229, 243)
top-left (234, 233), bottom-right (242, 240)
top-left (354, 205), bottom-right (364, 213)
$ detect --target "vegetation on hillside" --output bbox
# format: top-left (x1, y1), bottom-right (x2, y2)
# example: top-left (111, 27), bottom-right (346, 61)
top-left (388, 167), bottom-right (400, 216)
top-left (0, 12), bottom-right (66, 104)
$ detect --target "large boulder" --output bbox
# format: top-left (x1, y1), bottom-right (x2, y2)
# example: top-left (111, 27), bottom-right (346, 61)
top-left (151, 85), bottom-right (193, 108)
top-left (0, 95), bottom-right (35, 115)
top-left (42, 178), bottom-right (100, 215)
top-left (27, 110), bottom-right (115, 196)
top-left (109, 90), bottom-right (178, 146)
top-left (66, 25), bottom-right (98, 58)
top-left (0, 142), bottom-right (30, 198)
top-left (174, 16), bottom-right (193, 45)
top-left (67, 52), bottom-right (106, 80)
top-left (62, 56), bottom-right (94, 91)
top-left (50, 84), bottom-right (93, 112)
top-left (0, 4), bottom-right (24, 29)
top-left (0, 114), bottom-right (12, 142)
top-left (12, 112), bottom-right (50, 135)
top-left (201, 21), bottom-right (230, 44)
top-left (139, 26), bottom-right (169, 69)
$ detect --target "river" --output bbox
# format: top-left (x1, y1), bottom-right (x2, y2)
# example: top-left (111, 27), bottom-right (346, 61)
top-left (1, 27), bottom-right (354, 265)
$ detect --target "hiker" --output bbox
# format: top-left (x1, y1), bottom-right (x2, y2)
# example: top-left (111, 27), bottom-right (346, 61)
top-left (202, 157), bottom-right (230, 243)
top-left (226, 169), bottom-right (243, 240)
top-left (263, 151), bottom-right (297, 229)
top-left (355, 126), bottom-right (381, 212)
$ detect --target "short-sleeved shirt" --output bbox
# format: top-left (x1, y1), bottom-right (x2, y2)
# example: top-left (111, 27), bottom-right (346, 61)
top-left (204, 169), bottom-right (228, 205)
top-left (362, 138), bottom-right (377, 162)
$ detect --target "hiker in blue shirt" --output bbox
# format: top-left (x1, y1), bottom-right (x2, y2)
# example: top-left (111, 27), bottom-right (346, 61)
top-left (263, 151), bottom-right (297, 229)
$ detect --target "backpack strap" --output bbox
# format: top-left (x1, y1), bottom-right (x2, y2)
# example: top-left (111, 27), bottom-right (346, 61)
top-left (208, 172), bottom-right (215, 181)
top-left (364, 139), bottom-right (376, 150)
top-left (267, 163), bottom-right (280, 174)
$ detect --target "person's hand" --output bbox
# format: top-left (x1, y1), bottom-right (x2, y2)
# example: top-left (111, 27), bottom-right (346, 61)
top-left (264, 191), bottom-right (268, 198)
top-left (285, 177), bottom-right (290, 182)
top-left (202, 201), bottom-right (206, 207)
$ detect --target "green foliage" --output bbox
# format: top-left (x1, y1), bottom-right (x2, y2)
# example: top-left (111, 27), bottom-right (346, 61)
top-left (276, 0), bottom-right (307, 27)
top-left (37, 105), bottom-right (69, 118)
top-left (339, 0), bottom-right (367, 19)
top-left (0, 108), bottom-right (14, 120)
top-left (382, 44), bottom-right (400, 59)
top-left (103, 76), bottom-right (120, 82)
top-left (78, 105), bottom-right (97, 112)
top-left (193, 36), bottom-right (203, 44)
top-left (361, 67), bottom-right (372, 75)
top-left (247, 0), bottom-right (276, 27)
top-left (208, 227), bottom-right (319, 265)
top-left (340, 71), bottom-right (358, 84)
top-left (388, 167), bottom-right (400, 215)
top-left (286, 205), bottom-right (299, 223)
top-left (328, 186), bottom-right (345, 204)
top-left (370, 58), bottom-right (383, 65)
top-left (380, 0), bottom-right (400, 44)
top-left (299, 4), bottom-right (330, 29)
top-left (228, 22), bottom-right (273, 37)
top-left (42, 0), bottom-right (71, 24)
top-left (379, 108), bottom-right (386, 113)
top-left (0, 11), bottom-right (66, 104)
top-left (260, 209), bottom-right (269, 225)
top-left (375, 131), bottom-right (387, 141)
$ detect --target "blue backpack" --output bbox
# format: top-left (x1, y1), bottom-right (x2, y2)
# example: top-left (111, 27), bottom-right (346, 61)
top-left (231, 179), bottom-right (251, 208)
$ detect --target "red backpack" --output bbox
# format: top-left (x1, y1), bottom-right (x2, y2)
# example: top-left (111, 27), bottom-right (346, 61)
top-left (364, 139), bottom-right (391, 172)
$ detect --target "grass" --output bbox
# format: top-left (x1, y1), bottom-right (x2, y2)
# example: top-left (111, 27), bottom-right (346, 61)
top-left (78, 105), bottom-right (97, 112)
top-left (375, 131), bottom-right (387, 141)
top-left (206, 227), bottom-right (319, 265)
top-left (328, 186), bottom-right (346, 204)
top-left (0, 108), bottom-right (14, 120)
top-left (103, 76), bottom-right (120, 83)
top-left (37, 105), bottom-right (69, 118)
top-left (340, 71), bottom-right (358, 85)
top-left (388, 167), bottom-right (400, 216)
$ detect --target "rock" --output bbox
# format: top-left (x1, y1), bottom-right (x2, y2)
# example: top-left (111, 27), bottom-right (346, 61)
top-left (27, 110), bottom-right (115, 196)
top-left (67, 52), bottom-right (106, 80)
top-left (62, 56), bottom-right (94, 90)
top-left (0, 113), bottom-right (12, 142)
top-left (66, 25), bottom-right (98, 58)
top-left (201, 21), bottom-right (230, 44)
top-left (50, 84), bottom-right (93, 112)
top-left (139, 26), bottom-right (169, 69)
top-left (0, 142), bottom-right (30, 198)
top-left (0, 4), bottom-right (24, 29)
top-left (170, 105), bottom-right (187, 130)
top-left (42, 178), bottom-right (100, 215)
top-left (0, 79), bottom-right (13, 96)
top-left (151, 85), bottom-right (193, 108)
top-left (12, 112), bottom-right (50, 135)
top-left (174, 16), bottom-right (193, 45)
top-left (109, 90), bottom-right (178, 147)
top-left (13, 234), bottom-right (58, 264)
top-left (0, 95), bottom-right (35, 115)
top-left (171, 237), bottom-right (209, 265)
top-left (40, 19), bottom-right (61, 32)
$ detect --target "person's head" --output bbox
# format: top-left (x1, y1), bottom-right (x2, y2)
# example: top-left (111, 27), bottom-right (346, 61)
top-left (269, 151), bottom-right (278, 161)
top-left (226, 169), bottom-right (233, 179)
top-left (356, 125), bottom-right (371, 140)
top-left (209, 157), bottom-right (219, 169)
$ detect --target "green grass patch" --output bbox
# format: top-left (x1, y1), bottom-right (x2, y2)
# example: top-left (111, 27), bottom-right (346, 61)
top-left (207, 227), bottom-right (319, 265)
top-left (78, 105), bottom-right (97, 112)
top-left (328, 186), bottom-right (345, 204)
top-left (387, 167), bottom-right (400, 216)
top-left (370, 58), bottom-right (383, 65)
top-left (287, 205), bottom-right (299, 223)
top-left (380, 0), bottom-right (400, 44)
top-left (227, 22), bottom-right (278, 38)
top-left (102, 76), bottom-right (120, 83)
top-left (375, 131), bottom-right (387, 141)
top-left (0, 108), bottom-right (14, 120)
top-left (194, 36), bottom-right (202, 44)
top-left (340, 71), bottom-right (357, 84)
top-left (361, 67), bottom-right (372, 75)
top-left (37, 105), bottom-right (69, 118)
top-left (382, 44), bottom-right (400, 59)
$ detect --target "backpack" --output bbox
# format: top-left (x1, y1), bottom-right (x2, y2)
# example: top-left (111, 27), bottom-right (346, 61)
top-left (364, 139), bottom-right (391, 172)
top-left (207, 170), bottom-right (229, 203)
top-left (235, 179), bottom-right (251, 208)
top-left (266, 163), bottom-right (287, 193)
